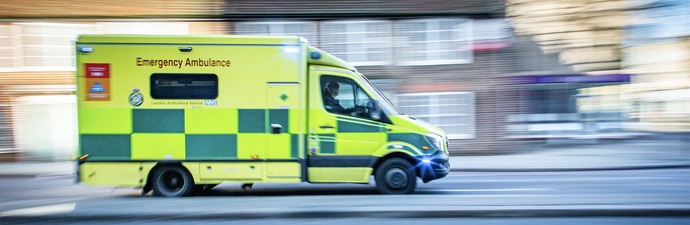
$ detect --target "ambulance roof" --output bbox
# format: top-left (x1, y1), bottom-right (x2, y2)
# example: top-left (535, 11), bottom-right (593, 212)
top-left (77, 34), bottom-right (304, 45)
top-left (77, 34), bottom-right (356, 71)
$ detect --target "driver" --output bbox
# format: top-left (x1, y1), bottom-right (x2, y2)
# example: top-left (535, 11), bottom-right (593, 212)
top-left (323, 82), bottom-right (353, 114)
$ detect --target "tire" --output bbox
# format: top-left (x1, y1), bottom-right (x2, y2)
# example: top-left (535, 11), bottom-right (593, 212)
top-left (152, 166), bottom-right (194, 197)
top-left (374, 158), bottom-right (417, 194)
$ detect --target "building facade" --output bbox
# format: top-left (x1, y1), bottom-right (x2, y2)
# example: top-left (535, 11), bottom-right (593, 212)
top-left (223, 0), bottom-right (570, 153)
top-left (0, 0), bottom-right (226, 161)
top-left (0, 0), bottom-right (590, 161)
top-left (622, 0), bottom-right (690, 133)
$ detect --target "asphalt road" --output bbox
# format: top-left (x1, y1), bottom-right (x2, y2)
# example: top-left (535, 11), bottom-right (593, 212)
top-left (1, 168), bottom-right (690, 224)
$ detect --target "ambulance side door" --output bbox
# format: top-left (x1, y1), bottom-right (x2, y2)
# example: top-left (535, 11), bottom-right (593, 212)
top-left (307, 66), bottom-right (386, 183)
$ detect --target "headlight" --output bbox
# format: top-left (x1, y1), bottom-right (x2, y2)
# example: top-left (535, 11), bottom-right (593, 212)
top-left (424, 134), bottom-right (445, 151)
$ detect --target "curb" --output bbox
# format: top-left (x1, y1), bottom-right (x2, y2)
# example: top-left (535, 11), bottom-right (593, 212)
top-left (3, 208), bottom-right (690, 221)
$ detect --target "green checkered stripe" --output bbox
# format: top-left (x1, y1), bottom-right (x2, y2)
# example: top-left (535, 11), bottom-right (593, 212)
top-left (314, 116), bottom-right (432, 155)
top-left (79, 108), bottom-right (301, 161)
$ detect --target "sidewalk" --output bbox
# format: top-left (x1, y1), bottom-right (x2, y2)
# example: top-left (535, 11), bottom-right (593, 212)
top-left (451, 139), bottom-right (690, 172)
top-left (0, 140), bottom-right (689, 177)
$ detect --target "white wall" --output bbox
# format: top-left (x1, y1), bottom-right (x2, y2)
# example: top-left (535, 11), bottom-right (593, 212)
top-left (12, 95), bottom-right (77, 161)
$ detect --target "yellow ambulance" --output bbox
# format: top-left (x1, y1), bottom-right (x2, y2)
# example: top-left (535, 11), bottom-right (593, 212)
top-left (75, 34), bottom-right (449, 196)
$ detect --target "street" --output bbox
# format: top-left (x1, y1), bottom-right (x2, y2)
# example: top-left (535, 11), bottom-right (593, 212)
top-left (1, 168), bottom-right (690, 224)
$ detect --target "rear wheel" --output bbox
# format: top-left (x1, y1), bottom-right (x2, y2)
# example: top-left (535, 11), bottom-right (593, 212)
top-left (152, 166), bottom-right (194, 197)
top-left (374, 158), bottom-right (417, 194)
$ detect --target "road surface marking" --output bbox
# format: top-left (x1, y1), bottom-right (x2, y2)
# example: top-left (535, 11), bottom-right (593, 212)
top-left (427, 188), bottom-right (550, 192)
top-left (451, 177), bottom-right (680, 182)
top-left (0, 203), bottom-right (75, 217)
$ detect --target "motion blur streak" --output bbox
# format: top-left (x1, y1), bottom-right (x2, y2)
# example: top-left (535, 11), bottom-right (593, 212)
top-left (0, 2), bottom-right (689, 223)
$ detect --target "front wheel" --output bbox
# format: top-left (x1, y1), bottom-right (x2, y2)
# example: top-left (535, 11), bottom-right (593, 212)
top-left (374, 158), bottom-right (417, 194)
top-left (152, 166), bottom-right (194, 197)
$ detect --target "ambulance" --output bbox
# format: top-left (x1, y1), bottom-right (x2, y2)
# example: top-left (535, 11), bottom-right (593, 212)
top-left (75, 34), bottom-right (449, 196)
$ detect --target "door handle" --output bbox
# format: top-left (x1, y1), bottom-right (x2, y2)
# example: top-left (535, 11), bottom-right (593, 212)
top-left (271, 124), bottom-right (283, 134)
top-left (319, 125), bottom-right (334, 129)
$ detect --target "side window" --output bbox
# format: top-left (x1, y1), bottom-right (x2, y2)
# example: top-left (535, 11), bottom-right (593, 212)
top-left (320, 75), bottom-right (374, 120)
top-left (337, 82), bottom-right (356, 109)
top-left (150, 74), bottom-right (218, 99)
top-left (356, 87), bottom-right (372, 107)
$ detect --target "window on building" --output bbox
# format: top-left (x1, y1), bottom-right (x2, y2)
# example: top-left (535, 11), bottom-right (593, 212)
top-left (0, 101), bottom-right (15, 152)
top-left (527, 89), bottom-right (576, 114)
top-left (17, 23), bottom-right (99, 71)
top-left (235, 21), bottom-right (318, 46)
top-left (320, 20), bottom-right (392, 66)
top-left (150, 74), bottom-right (218, 99)
top-left (627, 0), bottom-right (690, 45)
top-left (472, 19), bottom-right (512, 51)
top-left (394, 18), bottom-right (473, 65)
top-left (396, 92), bottom-right (475, 139)
top-left (0, 22), bottom-right (193, 72)
top-left (98, 22), bottom-right (189, 35)
top-left (0, 24), bottom-right (16, 70)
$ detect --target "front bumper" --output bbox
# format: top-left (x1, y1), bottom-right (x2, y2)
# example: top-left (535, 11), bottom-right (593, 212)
top-left (416, 150), bottom-right (450, 183)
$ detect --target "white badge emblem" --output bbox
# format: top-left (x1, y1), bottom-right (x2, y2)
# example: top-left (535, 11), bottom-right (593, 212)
top-left (129, 88), bottom-right (143, 107)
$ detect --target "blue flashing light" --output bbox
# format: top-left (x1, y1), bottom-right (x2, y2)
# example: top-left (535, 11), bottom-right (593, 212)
top-left (415, 156), bottom-right (438, 181)
top-left (310, 51), bottom-right (321, 60)
top-left (77, 46), bottom-right (93, 53)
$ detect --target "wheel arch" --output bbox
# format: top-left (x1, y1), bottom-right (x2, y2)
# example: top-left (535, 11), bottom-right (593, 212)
top-left (372, 151), bottom-right (418, 176)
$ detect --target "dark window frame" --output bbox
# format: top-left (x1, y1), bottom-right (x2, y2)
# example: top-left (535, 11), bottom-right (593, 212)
top-left (150, 73), bottom-right (218, 99)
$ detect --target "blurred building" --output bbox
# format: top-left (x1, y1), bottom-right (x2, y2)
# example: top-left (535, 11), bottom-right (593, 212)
top-left (221, 0), bottom-right (626, 153)
top-left (622, 0), bottom-right (690, 132)
top-left (505, 0), bottom-right (639, 142)
top-left (0, 0), bottom-right (227, 161)
top-left (224, 0), bottom-right (524, 153)
top-left (1, 0), bottom-right (660, 161)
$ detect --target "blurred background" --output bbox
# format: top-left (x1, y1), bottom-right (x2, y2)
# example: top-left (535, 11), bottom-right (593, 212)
top-left (0, 0), bottom-right (687, 161)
